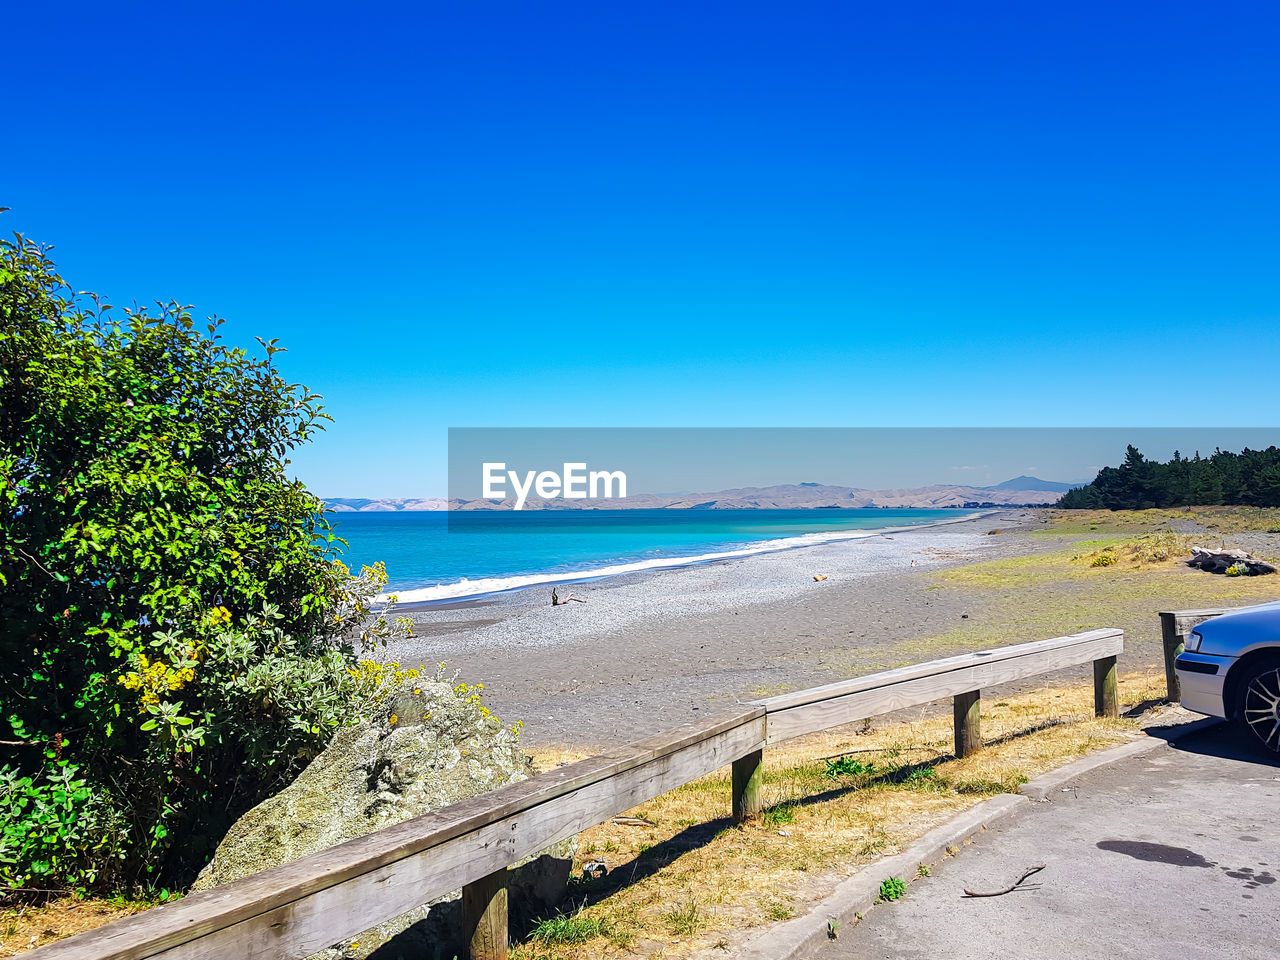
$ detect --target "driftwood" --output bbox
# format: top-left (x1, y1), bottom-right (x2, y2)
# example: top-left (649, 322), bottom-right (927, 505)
top-left (551, 587), bottom-right (587, 606)
top-left (1186, 547), bottom-right (1277, 576)
top-left (963, 862), bottom-right (1046, 897)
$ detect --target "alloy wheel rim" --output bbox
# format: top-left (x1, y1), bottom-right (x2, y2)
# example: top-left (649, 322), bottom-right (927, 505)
top-left (1242, 667), bottom-right (1280, 751)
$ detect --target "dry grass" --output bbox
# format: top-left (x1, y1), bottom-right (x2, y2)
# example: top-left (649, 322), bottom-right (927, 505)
top-left (1037, 506), bottom-right (1280, 545)
top-left (515, 670), bottom-right (1167, 959)
top-left (886, 512), bottom-right (1280, 664)
top-left (1, 897), bottom-right (155, 957)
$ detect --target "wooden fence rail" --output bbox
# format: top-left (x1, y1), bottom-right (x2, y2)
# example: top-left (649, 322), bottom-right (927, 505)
top-left (31, 628), bottom-right (1123, 960)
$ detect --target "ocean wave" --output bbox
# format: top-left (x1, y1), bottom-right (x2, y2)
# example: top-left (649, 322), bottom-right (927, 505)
top-left (383, 514), bottom-right (982, 604)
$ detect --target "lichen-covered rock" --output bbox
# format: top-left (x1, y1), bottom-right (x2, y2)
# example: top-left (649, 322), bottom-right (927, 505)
top-left (192, 678), bottom-right (573, 959)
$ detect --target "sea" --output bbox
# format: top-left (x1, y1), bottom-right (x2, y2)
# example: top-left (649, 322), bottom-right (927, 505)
top-left (329, 509), bottom-right (968, 604)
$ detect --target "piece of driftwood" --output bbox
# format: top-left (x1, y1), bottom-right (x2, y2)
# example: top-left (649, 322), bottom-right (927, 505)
top-left (610, 816), bottom-right (656, 827)
top-left (963, 863), bottom-right (1046, 897)
top-left (813, 574), bottom-right (828, 582)
top-left (551, 588), bottom-right (587, 606)
top-left (1186, 547), bottom-right (1277, 576)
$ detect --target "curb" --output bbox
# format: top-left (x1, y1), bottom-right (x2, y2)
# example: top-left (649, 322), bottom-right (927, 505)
top-left (733, 793), bottom-right (1026, 960)
top-left (740, 717), bottom-right (1220, 960)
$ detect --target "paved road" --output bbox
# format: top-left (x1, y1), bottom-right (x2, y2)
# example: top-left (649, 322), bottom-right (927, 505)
top-left (816, 724), bottom-right (1279, 960)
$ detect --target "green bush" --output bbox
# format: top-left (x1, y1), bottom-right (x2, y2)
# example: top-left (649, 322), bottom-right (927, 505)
top-left (0, 754), bottom-right (128, 893)
top-left (823, 756), bottom-right (877, 778)
top-left (876, 876), bottom-right (907, 902)
top-left (0, 231), bottom-right (411, 890)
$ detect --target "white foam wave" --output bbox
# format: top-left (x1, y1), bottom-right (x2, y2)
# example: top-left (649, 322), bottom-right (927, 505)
top-left (384, 513), bottom-right (984, 604)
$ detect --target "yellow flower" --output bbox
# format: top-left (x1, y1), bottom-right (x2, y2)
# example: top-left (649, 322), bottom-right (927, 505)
top-left (389, 714), bottom-right (399, 726)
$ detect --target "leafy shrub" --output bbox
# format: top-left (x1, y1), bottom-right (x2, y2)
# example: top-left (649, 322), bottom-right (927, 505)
top-left (876, 876), bottom-right (907, 902)
top-left (1225, 562), bottom-right (1250, 577)
top-left (824, 756), bottom-right (877, 778)
top-left (0, 232), bottom-right (412, 889)
top-left (0, 756), bottom-right (127, 893)
top-left (1089, 550), bottom-right (1117, 567)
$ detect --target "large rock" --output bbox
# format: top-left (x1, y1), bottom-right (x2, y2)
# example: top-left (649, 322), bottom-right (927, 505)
top-left (193, 678), bottom-right (573, 959)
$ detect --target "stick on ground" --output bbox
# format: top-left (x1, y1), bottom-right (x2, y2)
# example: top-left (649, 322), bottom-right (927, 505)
top-left (963, 863), bottom-right (1047, 898)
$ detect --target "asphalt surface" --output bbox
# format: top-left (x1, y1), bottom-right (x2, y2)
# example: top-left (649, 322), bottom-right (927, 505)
top-left (816, 724), bottom-right (1280, 960)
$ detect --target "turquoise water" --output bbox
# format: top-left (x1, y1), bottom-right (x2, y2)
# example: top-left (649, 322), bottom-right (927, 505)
top-left (330, 509), bottom-right (964, 602)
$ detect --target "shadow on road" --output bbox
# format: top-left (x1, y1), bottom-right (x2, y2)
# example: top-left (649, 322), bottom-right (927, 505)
top-left (1145, 718), bottom-right (1280, 768)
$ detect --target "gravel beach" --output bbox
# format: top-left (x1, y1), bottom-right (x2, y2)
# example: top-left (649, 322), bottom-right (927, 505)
top-left (385, 510), bottom-right (1068, 747)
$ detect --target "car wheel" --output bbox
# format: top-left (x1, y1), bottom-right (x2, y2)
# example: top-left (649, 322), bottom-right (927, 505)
top-left (1236, 661), bottom-right (1280, 754)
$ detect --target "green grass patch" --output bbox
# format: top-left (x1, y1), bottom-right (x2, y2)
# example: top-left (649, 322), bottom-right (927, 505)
top-left (531, 907), bottom-right (613, 945)
top-left (664, 900), bottom-right (705, 937)
top-left (760, 801), bottom-right (797, 827)
top-left (824, 757), bottom-right (878, 778)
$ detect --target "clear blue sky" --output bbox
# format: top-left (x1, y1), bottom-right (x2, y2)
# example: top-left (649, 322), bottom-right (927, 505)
top-left (6, 2), bottom-right (1279, 496)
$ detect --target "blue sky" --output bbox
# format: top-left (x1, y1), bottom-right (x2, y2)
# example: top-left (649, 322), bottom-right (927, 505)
top-left (6, 2), bottom-right (1279, 496)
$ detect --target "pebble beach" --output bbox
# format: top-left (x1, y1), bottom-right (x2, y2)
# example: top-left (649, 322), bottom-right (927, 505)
top-left (386, 510), bottom-right (1059, 747)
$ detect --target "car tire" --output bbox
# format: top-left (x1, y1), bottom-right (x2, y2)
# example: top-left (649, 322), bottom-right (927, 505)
top-left (1233, 658), bottom-right (1280, 755)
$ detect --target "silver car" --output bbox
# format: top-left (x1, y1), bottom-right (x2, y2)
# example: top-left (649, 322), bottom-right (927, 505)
top-left (1177, 600), bottom-right (1280, 753)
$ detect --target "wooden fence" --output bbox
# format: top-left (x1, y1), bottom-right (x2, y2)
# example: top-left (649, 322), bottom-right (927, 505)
top-left (30, 628), bottom-right (1123, 960)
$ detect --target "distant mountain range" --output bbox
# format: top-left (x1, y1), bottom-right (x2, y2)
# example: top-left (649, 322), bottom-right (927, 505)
top-left (325, 476), bottom-right (1081, 512)
top-left (986, 475), bottom-right (1085, 493)
top-left (325, 497), bottom-right (449, 512)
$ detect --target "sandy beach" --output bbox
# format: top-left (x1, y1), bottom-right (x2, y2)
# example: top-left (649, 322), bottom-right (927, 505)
top-left (384, 510), bottom-right (1098, 746)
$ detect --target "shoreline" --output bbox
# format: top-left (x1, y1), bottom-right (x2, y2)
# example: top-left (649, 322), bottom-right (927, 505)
top-left (388, 509), bottom-right (997, 609)
top-left (384, 509), bottom-right (1058, 746)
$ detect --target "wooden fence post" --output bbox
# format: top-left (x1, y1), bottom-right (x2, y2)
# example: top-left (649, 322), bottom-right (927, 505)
top-left (953, 689), bottom-right (981, 758)
top-left (732, 749), bottom-right (764, 822)
top-left (463, 869), bottom-right (508, 960)
top-left (1159, 612), bottom-right (1182, 702)
top-left (1093, 656), bottom-right (1118, 718)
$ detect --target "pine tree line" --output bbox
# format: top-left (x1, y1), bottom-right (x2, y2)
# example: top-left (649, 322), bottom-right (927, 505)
top-left (1058, 445), bottom-right (1280, 509)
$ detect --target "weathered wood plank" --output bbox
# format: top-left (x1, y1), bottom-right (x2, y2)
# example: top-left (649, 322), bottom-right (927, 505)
top-left (33, 710), bottom-right (766, 960)
top-left (731, 749), bottom-right (764, 822)
top-left (1162, 607), bottom-right (1242, 637)
top-left (760, 630), bottom-right (1123, 744)
top-left (1159, 611), bottom-right (1183, 701)
top-left (1093, 655), bottom-right (1118, 718)
top-left (759, 629), bottom-right (1122, 713)
top-left (953, 689), bottom-right (981, 758)
top-left (463, 870), bottom-right (508, 960)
